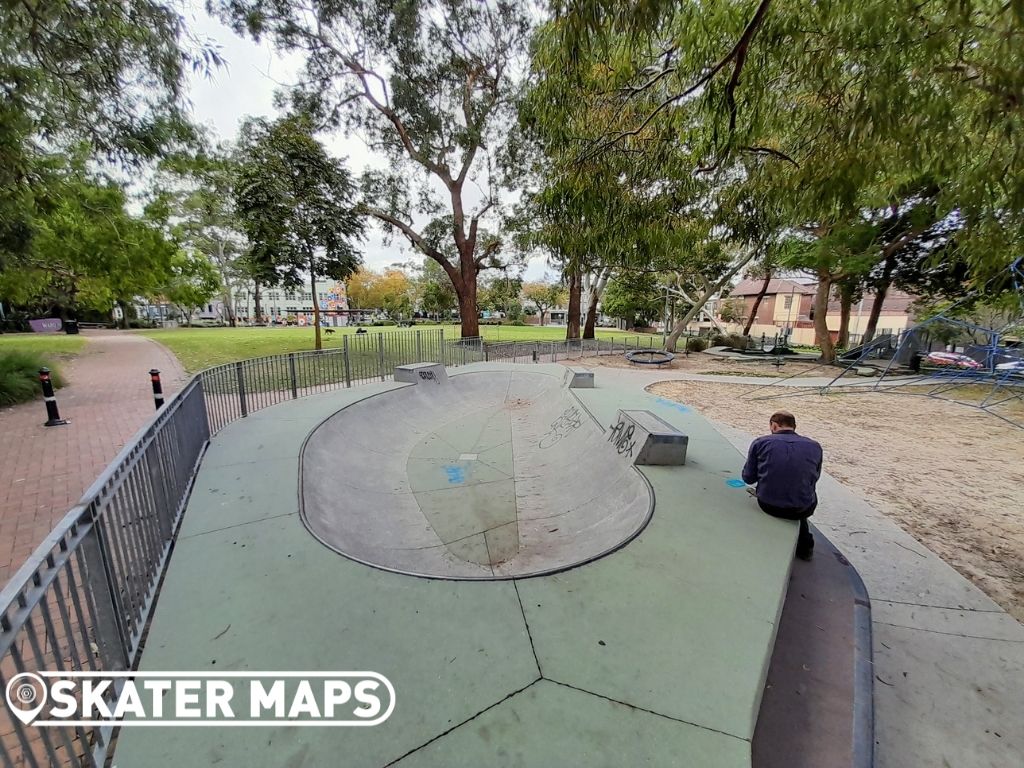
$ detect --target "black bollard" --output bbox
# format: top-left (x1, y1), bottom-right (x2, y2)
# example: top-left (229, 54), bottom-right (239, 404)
top-left (39, 368), bottom-right (68, 427)
top-left (149, 369), bottom-right (165, 410)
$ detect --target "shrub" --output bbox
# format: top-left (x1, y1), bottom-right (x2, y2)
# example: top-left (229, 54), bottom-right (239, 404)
top-left (371, 320), bottom-right (397, 326)
top-left (709, 333), bottom-right (728, 347)
top-left (685, 337), bottom-right (708, 353)
top-left (724, 333), bottom-right (749, 350)
top-left (0, 351), bottom-right (65, 406)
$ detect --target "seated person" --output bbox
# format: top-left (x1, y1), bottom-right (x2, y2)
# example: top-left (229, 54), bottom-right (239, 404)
top-left (741, 410), bottom-right (823, 560)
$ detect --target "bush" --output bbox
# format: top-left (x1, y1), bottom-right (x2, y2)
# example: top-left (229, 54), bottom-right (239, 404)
top-left (724, 333), bottom-right (749, 349)
top-left (371, 320), bottom-right (397, 326)
top-left (685, 337), bottom-right (708, 353)
top-left (710, 332), bottom-right (748, 349)
top-left (0, 351), bottom-right (65, 406)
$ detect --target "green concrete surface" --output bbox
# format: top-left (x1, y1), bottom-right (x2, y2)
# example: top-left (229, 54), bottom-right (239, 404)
top-left (391, 680), bottom-right (750, 767)
top-left (112, 363), bottom-right (797, 768)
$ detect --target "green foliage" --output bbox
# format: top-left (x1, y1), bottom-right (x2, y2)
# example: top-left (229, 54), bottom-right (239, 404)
top-left (685, 337), bottom-right (709, 353)
top-left (521, 281), bottom-right (567, 323)
top-left (601, 275), bottom-right (661, 327)
top-left (539, 1), bottom-right (1024, 358)
top-left (0, 350), bottom-right (65, 406)
top-left (145, 141), bottom-right (250, 323)
top-left (216, 0), bottom-right (532, 336)
top-left (717, 298), bottom-right (745, 324)
top-left (0, 155), bottom-right (177, 317)
top-left (0, 0), bottom-right (217, 268)
top-left (235, 114), bottom-right (364, 288)
top-left (162, 252), bottom-right (222, 323)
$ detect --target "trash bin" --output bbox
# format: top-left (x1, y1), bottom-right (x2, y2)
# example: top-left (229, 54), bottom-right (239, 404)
top-left (64, 319), bottom-right (80, 335)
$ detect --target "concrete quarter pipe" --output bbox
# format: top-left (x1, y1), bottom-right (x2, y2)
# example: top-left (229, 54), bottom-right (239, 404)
top-left (299, 365), bottom-right (653, 579)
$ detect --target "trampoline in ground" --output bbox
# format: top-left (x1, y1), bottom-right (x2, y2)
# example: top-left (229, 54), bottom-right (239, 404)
top-left (112, 362), bottom-right (869, 767)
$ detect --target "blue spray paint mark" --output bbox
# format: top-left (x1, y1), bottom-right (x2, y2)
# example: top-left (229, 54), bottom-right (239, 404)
top-left (443, 465), bottom-right (466, 484)
top-left (654, 396), bottom-right (690, 413)
top-left (725, 478), bottom-right (747, 488)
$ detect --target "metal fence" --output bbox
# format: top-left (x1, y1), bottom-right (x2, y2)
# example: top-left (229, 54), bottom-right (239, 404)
top-left (0, 379), bottom-right (209, 768)
top-left (482, 335), bottom-right (656, 364)
top-left (198, 329), bottom-right (485, 434)
top-left (0, 326), bottom-right (657, 767)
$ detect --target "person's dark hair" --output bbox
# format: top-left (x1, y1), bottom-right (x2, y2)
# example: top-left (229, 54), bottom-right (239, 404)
top-left (770, 411), bottom-right (797, 429)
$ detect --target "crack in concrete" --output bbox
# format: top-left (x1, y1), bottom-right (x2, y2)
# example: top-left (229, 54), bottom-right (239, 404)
top-left (874, 620), bottom-right (1024, 644)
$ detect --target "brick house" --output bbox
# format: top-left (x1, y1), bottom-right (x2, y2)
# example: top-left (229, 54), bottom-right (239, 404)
top-left (722, 279), bottom-right (918, 346)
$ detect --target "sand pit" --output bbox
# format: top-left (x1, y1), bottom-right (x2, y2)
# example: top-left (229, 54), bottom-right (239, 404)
top-left (647, 380), bottom-right (1024, 621)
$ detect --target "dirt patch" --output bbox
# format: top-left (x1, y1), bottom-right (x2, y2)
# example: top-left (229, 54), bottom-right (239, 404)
top-left (575, 352), bottom-right (828, 378)
top-left (647, 380), bottom-right (1024, 621)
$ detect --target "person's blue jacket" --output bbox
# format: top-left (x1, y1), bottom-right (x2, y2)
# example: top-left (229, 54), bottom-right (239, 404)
top-left (742, 430), bottom-right (823, 510)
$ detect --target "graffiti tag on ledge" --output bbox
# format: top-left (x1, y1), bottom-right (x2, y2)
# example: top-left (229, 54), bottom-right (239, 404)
top-left (607, 419), bottom-right (636, 458)
top-left (418, 370), bottom-right (438, 383)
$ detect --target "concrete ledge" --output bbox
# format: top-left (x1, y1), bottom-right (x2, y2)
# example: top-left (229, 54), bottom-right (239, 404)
top-left (394, 362), bottom-right (448, 385)
top-left (608, 409), bottom-right (688, 465)
top-left (752, 526), bottom-right (874, 768)
top-left (563, 366), bottom-right (594, 388)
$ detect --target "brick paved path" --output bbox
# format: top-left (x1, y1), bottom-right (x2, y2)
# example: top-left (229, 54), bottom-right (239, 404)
top-left (0, 331), bottom-right (185, 586)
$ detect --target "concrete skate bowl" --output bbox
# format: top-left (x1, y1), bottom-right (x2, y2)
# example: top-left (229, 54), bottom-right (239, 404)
top-left (299, 367), bottom-right (654, 579)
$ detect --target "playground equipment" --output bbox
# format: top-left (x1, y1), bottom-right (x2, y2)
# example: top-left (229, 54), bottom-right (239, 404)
top-left (625, 349), bottom-right (675, 366)
top-left (743, 259), bottom-right (1024, 428)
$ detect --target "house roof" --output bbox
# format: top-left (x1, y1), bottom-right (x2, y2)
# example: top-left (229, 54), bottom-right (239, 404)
top-left (729, 278), bottom-right (817, 297)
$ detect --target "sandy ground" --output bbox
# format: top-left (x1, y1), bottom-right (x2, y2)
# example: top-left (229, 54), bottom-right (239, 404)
top-left (646, 379), bottom-right (1024, 621)
top-left (580, 351), bottom-right (829, 378)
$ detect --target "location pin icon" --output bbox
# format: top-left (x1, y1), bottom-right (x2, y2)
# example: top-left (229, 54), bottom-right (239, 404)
top-left (6, 673), bottom-right (48, 725)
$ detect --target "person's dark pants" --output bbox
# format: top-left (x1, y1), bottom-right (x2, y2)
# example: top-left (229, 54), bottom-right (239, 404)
top-left (758, 499), bottom-right (816, 558)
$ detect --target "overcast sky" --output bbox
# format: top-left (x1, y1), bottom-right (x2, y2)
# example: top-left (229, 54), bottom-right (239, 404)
top-left (181, 2), bottom-right (549, 281)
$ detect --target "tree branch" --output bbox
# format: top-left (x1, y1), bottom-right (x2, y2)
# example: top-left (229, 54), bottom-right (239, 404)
top-left (357, 205), bottom-right (451, 270)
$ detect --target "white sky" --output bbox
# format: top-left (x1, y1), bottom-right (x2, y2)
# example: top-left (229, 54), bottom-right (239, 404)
top-left (182, 2), bottom-right (548, 281)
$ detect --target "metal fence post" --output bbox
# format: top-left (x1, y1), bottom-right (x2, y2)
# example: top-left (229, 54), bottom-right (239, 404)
top-left (149, 369), bottom-right (165, 409)
top-left (38, 367), bottom-right (68, 426)
top-left (235, 361), bottom-right (248, 417)
top-left (288, 353), bottom-right (298, 399)
top-left (80, 515), bottom-right (130, 671)
top-left (343, 336), bottom-right (352, 387)
top-left (377, 333), bottom-right (386, 381)
top-left (416, 330), bottom-right (422, 361)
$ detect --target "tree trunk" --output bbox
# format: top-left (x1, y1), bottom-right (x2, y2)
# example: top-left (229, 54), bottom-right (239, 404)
top-left (664, 251), bottom-right (758, 351)
top-left (582, 269), bottom-right (609, 340)
top-left (457, 281), bottom-right (479, 338)
top-left (566, 269), bottom-right (582, 340)
top-left (583, 291), bottom-right (599, 339)
top-left (813, 269), bottom-right (836, 363)
top-left (863, 251), bottom-right (897, 344)
top-left (742, 271), bottom-right (773, 335)
top-left (309, 256), bottom-right (322, 351)
top-left (837, 287), bottom-right (853, 350)
top-left (253, 281), bottom-right (263, 324)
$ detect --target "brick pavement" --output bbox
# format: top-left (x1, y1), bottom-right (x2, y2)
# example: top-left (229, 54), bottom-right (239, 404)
top-left (0, 331), bottom-right (186, 586)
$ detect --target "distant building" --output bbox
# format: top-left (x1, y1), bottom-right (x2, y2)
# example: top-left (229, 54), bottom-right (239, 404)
top-left (234, 282), bottom-right (373, 326)
top-left (721, 279), bottom-right (918, 346)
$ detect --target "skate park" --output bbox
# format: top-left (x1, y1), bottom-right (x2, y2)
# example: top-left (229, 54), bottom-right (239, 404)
top-left (106, 361), bottom-right (871, 767)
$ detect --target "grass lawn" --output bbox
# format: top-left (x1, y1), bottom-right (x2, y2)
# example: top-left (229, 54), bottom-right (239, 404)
top-left (0, 334), bottom-right (85, 405)
top-left (140, 324), bottom-right (658, 372)
top-left (0, 333), bottom-right (87, 357)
